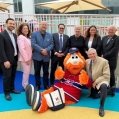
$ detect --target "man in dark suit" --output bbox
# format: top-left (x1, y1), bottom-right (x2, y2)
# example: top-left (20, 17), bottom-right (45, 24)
top-left (101, 26), bottom-right (119, 96)
top-left (50, 24), bottom-right (69, 86)
top-left (0, 18), bottom-right (20, 101)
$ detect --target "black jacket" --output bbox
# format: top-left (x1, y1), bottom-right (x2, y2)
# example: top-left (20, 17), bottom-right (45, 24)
top-left (51, 33), bottom-right (69, 58)
top-left (85, 36), bottom-right (102, 56)
top-left (0, 30), bottom-right (18, 63)
top-left (101, 34), bottom-right (119, 69)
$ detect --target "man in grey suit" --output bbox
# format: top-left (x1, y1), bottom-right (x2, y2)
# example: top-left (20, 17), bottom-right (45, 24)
top-left (50, 23), bottom-right (69, 86)
top-left (86, 48), bottom-right (110, 117)
top-left (31, 21), bottom-right (53, 90)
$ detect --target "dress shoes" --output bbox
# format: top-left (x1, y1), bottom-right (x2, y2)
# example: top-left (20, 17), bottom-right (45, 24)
top-left (11, 90), bottom-right (21, 94)
top-left (5, 94), bottom-right (12, 101)
top-left (99, 108), bottom-right (105, 117)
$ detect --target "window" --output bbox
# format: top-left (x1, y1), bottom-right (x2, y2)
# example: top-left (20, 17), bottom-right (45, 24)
top-left (13, 0), bottom-right (22, 13)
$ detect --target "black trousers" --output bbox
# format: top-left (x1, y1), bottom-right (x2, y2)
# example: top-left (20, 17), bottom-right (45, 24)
top-left (50, 56), bottom-right (64, 86)
top-left (110, 68), bottom-right (116, 88)
top-left (33, 60), bottom-right (49, 89)
top-left (90, 84), bottom-right (107, 108)
top-left (1, 56), bottom-right (17, 94)
top-left (0, 64), bottom-right (2, 74)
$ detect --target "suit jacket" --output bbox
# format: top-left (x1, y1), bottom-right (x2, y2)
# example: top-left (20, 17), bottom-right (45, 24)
top-left (51, 33), bottom-right (69, 57)
top-left (101, 35), bottom-right (119, 69)
top-left (86, 56), bottom-right (110, 89)
top-left (0, 30), bottom-right (18, 63)
top-left (31, 31), bottom-right (53, 62)
top-left (17, 35), bottom-right (32, 62)
top-left (85, 36), bottom-right (102, 56)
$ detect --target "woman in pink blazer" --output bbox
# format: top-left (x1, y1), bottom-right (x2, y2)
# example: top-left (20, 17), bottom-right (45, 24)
top-left (17, 23), bottom-right (32, 89)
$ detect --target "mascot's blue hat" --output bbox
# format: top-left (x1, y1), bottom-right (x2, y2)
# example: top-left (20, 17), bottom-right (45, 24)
top-left (69, 47), bottom-right (79, 54)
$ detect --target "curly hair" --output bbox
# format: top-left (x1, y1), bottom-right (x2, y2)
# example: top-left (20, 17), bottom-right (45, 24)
top-left (17, 23), bottom-right (31, 38)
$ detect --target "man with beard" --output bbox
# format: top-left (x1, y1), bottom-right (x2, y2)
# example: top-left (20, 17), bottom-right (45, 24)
top-left (0, 18), bottom-right (20, 101)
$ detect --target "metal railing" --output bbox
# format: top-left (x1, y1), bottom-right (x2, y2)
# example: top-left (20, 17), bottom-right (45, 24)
top-left (0, 12), bottom-right (119, 87)
top-left (0, 13), bottom-right (119, 36)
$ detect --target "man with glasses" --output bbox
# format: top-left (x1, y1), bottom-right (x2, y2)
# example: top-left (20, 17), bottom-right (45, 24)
top-left (50, 23), bottom-right (69, 86)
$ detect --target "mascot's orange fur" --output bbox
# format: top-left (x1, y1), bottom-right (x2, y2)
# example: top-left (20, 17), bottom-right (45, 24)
top-left (54, 48), bottom-right (91, 104)
top-left (26, 48), bottom-right (91, 113)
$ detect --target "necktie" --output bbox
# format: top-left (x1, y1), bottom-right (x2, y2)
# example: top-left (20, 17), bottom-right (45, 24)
top-left (89, 60), bottom-right (93, 80)
top-left (59, 34), bottom-right (63, 52)
top-left (106, 37), bottom-right (112, 45)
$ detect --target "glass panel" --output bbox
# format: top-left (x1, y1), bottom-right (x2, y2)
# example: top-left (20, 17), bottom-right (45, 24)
top-left (13, 0), bottom-right (18, 12)
top-left (13, 0), bottom-right (22, 13)
top-left (18, 0), bottom-right (22, 12)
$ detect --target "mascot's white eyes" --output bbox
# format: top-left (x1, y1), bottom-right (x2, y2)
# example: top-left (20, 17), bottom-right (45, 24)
top-left (72, 56), bottom-right (78, 59)
top-left (66, 53), bottom-right (83, 64)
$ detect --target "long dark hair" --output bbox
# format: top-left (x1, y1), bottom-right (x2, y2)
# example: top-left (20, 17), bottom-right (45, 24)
top-left (86, 25), bottom-right (99, 38)
top-left (17, 23), bottom-right (31, 38)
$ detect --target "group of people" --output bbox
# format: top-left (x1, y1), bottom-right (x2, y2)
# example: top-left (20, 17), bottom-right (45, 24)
top-left (0, 18), bottom-right (119, 117)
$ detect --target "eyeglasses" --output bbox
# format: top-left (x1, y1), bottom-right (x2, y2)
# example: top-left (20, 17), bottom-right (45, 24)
top-left (59, 27), bottom-right (64, 29)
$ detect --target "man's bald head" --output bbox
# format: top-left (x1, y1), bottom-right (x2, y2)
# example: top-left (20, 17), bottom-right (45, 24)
top-left (107, 26), bottom-right (117, 37)
top-left (39, 21), bottom-right (48, 32)
top-left (74, 25), bottom-right (81, 37)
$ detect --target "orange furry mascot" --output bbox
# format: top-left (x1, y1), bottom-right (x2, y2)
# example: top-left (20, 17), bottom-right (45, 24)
top-left (54, 47), bottom-right (91, 104)
top-left (25, 48), bottom-right (91, 113)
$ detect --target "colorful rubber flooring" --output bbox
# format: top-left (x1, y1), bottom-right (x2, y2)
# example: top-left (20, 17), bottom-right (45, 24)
top-left (0, 72), bottom-right (119, 119)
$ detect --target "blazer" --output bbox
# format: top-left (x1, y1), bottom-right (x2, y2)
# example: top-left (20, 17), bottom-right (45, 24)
top-left (0, 30), bottom-right (18, 63)
top-left (85, 36), bottom-right (102, 56)
top-left (101, 35), bottom-right (119, 69)
top-left (17, 35), bottom-right (32, 62)
top-left (31, 31), bottom-right (53, 62)
top-left (86, 56), bottom-right (110, 89)
top-left (52, 33), bottom-right (69, 56)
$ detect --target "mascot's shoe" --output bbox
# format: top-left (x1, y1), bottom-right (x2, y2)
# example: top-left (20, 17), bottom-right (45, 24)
top-left (32, 91), bottom-right (41, 111)
top-left (25, 84), bottom-right (35, 106)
